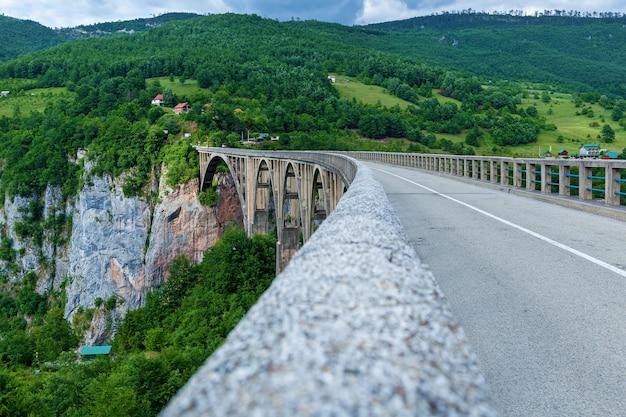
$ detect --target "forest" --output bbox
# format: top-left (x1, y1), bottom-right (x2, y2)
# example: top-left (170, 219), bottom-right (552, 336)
top-left (0, 11), bottom-right (625, 415)
top-left (0, 13), bottom-right (201, 60)
top-left (1, 227), bottom-right (276, 416)
top-left (298, 11), bottom-right (626, 96)
top-left (0, 16), bottom-right (64, 60)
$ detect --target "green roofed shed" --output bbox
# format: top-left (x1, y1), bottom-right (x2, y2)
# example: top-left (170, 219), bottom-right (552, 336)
top-left (80, 345), bottom-right (112, 361)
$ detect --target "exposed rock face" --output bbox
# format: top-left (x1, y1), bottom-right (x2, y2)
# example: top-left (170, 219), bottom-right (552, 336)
top-left (0, 165), bottom-right (242, 345)
top-left (143, 173), bottom-right (242, 294)
top-left (64, 172), bottom-right (153, 321)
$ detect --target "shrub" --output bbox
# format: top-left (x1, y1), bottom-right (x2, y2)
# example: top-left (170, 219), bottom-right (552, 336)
top-left (105, 296), bottom-right (117, 311)
top-left (198, 188), bottom-right (219, 207)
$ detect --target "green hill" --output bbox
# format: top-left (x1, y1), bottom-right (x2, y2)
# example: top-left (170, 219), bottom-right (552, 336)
top-left (57, 12), bottom-right (201, 39)
top-left (0, 15), bottom-right (64, 60)
top-left (0, 12), bottom-right (201, 61)
top-left (0, 12), bottom-right (623, 180)
top-left (297, 12), bottom-right (626, 97)
top-left (2, 10), bottom-right (626, 96)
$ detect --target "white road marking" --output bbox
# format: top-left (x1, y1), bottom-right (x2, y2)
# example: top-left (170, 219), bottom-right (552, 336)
top-left (376, 168), bottom-right (626, 279)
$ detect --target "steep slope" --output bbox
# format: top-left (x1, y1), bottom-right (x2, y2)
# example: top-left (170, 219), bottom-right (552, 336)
top-left (3, 11), bottom-right (626, 94)
top-left (0, 154), bottom-right (243, 344)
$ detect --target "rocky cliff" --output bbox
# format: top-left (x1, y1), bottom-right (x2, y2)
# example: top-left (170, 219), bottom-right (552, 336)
top-left (0, 159), bottom-right (242, 344)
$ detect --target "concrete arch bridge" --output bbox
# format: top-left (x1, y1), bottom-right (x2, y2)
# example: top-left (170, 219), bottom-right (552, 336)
top-left (198, 147), bottom-right (356, 270)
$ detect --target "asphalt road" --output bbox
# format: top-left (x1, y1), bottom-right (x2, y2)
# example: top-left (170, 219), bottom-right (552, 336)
top-left (367, 162), bottom-right (626, 417)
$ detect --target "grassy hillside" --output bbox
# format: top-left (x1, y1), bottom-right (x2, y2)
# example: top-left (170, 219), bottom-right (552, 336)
top-left (516, 90), bottom-right (625, 156)
top-left (330, 75), bottom-right (414, 108)
top-left (0, 87), bottom-right (69, 116)
top-left (329, 75), bottom-right (625, 157)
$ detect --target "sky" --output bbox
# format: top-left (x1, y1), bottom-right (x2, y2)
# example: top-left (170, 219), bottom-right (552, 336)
top-left (1, 0), bottom-right (624, 28)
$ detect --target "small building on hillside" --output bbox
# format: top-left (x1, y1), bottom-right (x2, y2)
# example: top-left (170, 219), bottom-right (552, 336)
top-left (174, 102), bottom-right (191, 114)
top-left (579, 144), bottom-right (601, 158)
top-left (151, 94), bottom-right (164, 106)
top-left (80, 345), bottom-right (112, 361)
top-left (0, 91), bottom-right (9, 97)
top-left (328, 75), bottom-right (336, 83)
top-left (557, 149), bottom-right (569, 158)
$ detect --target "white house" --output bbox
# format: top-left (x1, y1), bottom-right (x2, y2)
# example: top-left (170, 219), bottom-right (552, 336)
top-left (151, 94), bottom-right (164, 106)
top-left (579, 144), bottom-right (601, 157)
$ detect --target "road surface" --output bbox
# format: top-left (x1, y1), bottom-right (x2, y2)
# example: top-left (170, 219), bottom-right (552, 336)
top-left (367, 161), bottom-right (626, 417)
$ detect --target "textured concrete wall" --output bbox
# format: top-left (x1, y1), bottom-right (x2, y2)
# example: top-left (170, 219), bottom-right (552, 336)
top-left (161, 160), bottom-right (501, 417)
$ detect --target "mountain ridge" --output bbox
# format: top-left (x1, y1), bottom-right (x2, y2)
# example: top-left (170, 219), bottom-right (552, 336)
top-left (1, 11), bottom-right (625, 95)
top-left (0, 12), bottom-right (202, 60)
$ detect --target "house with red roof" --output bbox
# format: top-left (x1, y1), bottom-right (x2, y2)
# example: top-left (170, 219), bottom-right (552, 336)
top-left (151, 94), bottom-right (164, 106)
top-left (174, 102), bottom-right (191, 114)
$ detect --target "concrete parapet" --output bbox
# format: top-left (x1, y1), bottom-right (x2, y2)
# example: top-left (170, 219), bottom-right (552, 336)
top-left (161, 161), bottom-right (500, 417)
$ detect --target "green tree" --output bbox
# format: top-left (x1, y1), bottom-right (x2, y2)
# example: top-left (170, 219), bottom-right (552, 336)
top-left (358, 114), bottom-right (387, 139)
top-left (612, 106), bottom-right (624, 122)
top-left (601, 124), bottom-right (615, 143)
top-left (32, 307), bottom-right (79, 362)
top-left (0, 328), bottom-right (34, 365)
top-left (198, 188), bottom-right (219, 207)
top-left (162, 88), bottom-right (176, 107)
top-left (84, 372), bottom-right (143, 417)
top-left (162, 141), bottom-right (199, 187)
top-left (465, 126), bottom-right (481, 147)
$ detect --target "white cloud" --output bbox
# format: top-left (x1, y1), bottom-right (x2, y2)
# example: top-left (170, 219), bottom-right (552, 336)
top-left (1, 0), bottom-right (625, 28)
top-left (356, 0), bottom-right (408, 24)
top-left (2, 0), bottom-right (231, 28)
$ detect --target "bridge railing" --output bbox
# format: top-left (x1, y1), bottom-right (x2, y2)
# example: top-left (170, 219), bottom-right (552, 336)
top-left (162, 155), bottom-right (500, 416)
top-left (350, 152), bottom-right (626, 214)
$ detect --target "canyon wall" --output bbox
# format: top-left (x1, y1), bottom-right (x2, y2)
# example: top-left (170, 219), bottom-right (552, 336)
top-left (0, 161), bottom-right (242, 344)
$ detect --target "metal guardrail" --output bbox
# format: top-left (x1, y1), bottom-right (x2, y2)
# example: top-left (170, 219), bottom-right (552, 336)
top-left (349, 152), bottom-right (626, 209)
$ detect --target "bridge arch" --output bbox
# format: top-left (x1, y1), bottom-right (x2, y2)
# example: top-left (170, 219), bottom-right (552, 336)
top-left (279, 162), bottom-right (302, 268)
top-left (252, 159), bottom-right (276, 236)
top-left (310, 167), bottom-right (329, 235)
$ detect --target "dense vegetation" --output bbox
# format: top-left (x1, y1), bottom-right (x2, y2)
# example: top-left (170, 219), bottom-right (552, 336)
top-left (0, 11), bottom-right (625, 415)
top-left (0, 13), bottom-right (202, 60)
top-left (295, 11), bottom-right (626, 97)
top-left (2, 12), bottom-right (622, 201)
top-left (65, 12), bottom-right (201, 34)
top-left (0, 227), bottom-right (275, 416)
top-left (0, 15), bottom-right (64, 60)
